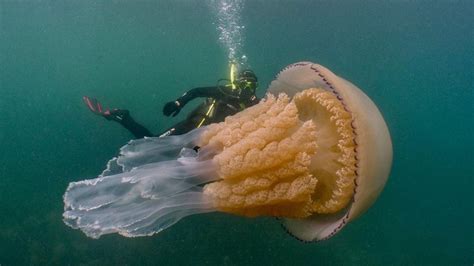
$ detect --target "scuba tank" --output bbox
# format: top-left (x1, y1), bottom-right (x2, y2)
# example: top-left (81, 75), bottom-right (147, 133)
top-left (196, 61), bottom-right (239, 128)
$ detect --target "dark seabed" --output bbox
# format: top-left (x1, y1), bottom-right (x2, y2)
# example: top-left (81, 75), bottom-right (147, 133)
top-left (0, 1), bottom-right (472, 265)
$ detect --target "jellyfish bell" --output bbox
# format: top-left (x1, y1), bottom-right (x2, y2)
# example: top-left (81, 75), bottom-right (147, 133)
top-left (268, 62), bottom-right (393, 241)
top-left (63, 62), bottom-right (392, 242)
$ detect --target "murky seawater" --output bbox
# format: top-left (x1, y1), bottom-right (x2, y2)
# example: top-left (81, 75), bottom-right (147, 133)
top-left (0, 1), bottom-right (472, 265)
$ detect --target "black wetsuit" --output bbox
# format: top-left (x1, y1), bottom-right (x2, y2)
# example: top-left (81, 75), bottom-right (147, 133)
top-left (118, 85), bottom-right (259, 139)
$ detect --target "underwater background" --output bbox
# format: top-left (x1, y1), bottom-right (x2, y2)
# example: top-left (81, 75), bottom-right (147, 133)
top-left (0, 0), bottom-right (472, 265)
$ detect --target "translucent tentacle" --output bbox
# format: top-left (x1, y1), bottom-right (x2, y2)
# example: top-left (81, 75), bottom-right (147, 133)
top-left (63, 127), bottom-right (218, 239)
top-left (123, 127), bottom-right (207, 170)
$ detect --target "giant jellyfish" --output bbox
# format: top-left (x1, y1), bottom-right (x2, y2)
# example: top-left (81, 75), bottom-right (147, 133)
top-left (63, 62), bottom-right (392, 241)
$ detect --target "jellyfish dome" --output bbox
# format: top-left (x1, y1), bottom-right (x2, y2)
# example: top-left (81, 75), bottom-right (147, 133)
top-left (267, 62), bottom-right (393, 241)
top-left (63, 62), bottom-right (392, 242)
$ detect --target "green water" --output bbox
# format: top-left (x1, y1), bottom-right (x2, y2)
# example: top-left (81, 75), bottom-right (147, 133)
top-left (0, 1), bottom-right (472, 265)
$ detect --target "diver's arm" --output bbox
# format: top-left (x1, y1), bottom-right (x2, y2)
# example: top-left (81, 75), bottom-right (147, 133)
top-left (163, 86), bottom-right (222, 117)
top-left (175, 86), bottom-right (220, 106)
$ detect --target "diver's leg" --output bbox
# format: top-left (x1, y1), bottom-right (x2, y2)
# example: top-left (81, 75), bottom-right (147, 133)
top-left (157, 119), bottom-right (196, 137)
top-left (82, 96), bottom-right (152, 138)
top-left (116, 111), bottom-right (153, 139)
top-left (107, 110), bottom-right (153, 139)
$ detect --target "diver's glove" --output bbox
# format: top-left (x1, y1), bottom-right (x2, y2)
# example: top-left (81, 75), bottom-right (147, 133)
top-left (163, 100), bottom-right (182, 117)
top-left (83, 96), bottom-right (130, 123)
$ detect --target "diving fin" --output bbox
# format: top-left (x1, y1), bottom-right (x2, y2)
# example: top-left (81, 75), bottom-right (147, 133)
top-left (83, 96), bottom-right (129, 122)
top-left (83, 96), bottom-right (104, 115)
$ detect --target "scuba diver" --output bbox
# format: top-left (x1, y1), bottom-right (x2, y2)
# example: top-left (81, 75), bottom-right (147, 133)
top-left (83, 69), bottom-right (260, 139)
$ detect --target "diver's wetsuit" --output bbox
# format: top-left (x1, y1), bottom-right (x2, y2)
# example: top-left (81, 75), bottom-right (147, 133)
top-left (118, 85), bottom-right (259, 139)
top-left (114, 110), bottom-right (153, 138)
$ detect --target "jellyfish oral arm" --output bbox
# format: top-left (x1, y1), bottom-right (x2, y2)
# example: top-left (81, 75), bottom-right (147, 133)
top-left (63, 130), bottom-right (220, 239)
